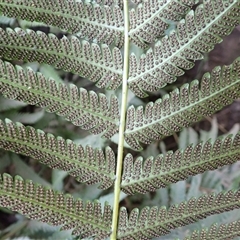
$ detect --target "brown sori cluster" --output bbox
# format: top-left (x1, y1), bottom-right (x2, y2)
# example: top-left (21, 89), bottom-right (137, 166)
top-left (129, 0), bottom-right (194, 48)
top-left (125, 59), bottom-right (240, 150)
top-left (117, 190), bottom-right (240, 239)
top-left (0, 0), bottom-right (124, 47)
top-left (0, 174), bottom-right (112, 238)
top-left (0, 0), bottom-right (239, 239)
top-left (0, 28), bottom-right (123, 90)
top-left (121, 133), bottom-right (240, 194)
top-left (0, 60), bottom-right (121, 138)
top-left (128, 1), bottom-right (240, 97)
top-left (0, 119), bottom-right (116, 189)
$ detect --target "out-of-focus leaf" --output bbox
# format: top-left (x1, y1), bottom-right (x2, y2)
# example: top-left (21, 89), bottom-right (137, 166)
top-left (0, 97), bottom-right (27, 112)
top-left (142, 142), bottom-right (159, 159)
top-left (170, 180), bottom-right (186, 205)
top-left (153, 188), bottom-right (169, 207)
top-left (224, 123), bottom-right (240, 136)
top-left (99, 192), bottom-right (127, 209)
top-left (178, 128), bottom-right (188, 150)
top-left (51, 169), bottom-right (68, 191)
top-left (72, 184), bottom-right (102, 201)
top-left (159, 141), bottom-right (167, 154)
top-left (0, 154), bottom-right (11, 172)
top-left (11, 154), bottom-right (50, 187)
top-left (0, 16), bottom-right (15, 25)
top-left (12, 110), bottom-right (45, 124)
top-left (49, 229), bottom-right (73, 240)
top-left (39, 64), bottom-right (63, 83)
top-left (19, 19), bottom-right (48, 29)
top-left (186, 175), bottom-right (202, 200)
top-left (74, 134), bottom-right (106, 149)
top-left (188, 127), bottom-right (198, 145)
top-left (200, 117), bottom-right (218, 142)
top-left (25, 220), bottom-right (60, 239)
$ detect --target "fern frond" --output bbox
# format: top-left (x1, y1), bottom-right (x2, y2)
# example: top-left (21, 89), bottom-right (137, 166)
top-left (128, 0), bottom-right (240, 97)
top-left (182, 220), bottom-right (240, 240)
top-left (0, 0), bottom-right (124, 47)
top-left (117, 190), bottom-right (240, 239)
top-left (0, 60), bottom-right (120, 138)
top-left (129, 0), bottom-right (196, 48)
top-left (121, 132), bottom-right (240, 194)
top-left (0, 119), bottom-right (115, 189)
top-left (0, 174), bottom-right (112, 238)
top-left (95, 0), bottom-right (123, 8)
top-left (0, 28), bottom-right (123, 90)
top-left (125, 58), bottom-right (240, 150)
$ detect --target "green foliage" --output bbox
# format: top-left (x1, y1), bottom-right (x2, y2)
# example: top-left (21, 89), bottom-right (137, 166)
top-left (0, 0), bottom-right (239, 240)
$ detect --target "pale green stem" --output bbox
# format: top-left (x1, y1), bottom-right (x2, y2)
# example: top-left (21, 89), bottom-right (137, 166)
top-left (110, 0), bottom-right (129, 239)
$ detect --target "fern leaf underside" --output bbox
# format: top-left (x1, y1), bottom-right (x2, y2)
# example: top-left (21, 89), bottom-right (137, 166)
top-left (181, 220), bottom-right (240, 240)
top-left (0, 1), bottom-right (239, 240)
top-left (0, 119), bottom-right (115, 189)
top-left (129, 0), bottom-right (196, 48)
top-left (0, 60), bottom-right (120, 138)
top-left (125, 58), bottom-right (240, 150)
top-left (128, 0), bottom-right (240, 97)
top-left (0, 1), bottom-right (239, 97)
top-left (118, 190), bottom-right (240, 239)
top-left (121, 132), bottom-right (240, 194)
top-left (0, 0), bottom-right (124, 47)
top-left (0, 27), bottom-right (123, 90)
top-left (0, 174), bottom-right (112, 239)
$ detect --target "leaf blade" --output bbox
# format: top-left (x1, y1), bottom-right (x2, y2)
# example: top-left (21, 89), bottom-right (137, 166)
top-left (0, 60), bottom-right (120, 138)
top-left (128, 0), bottom-right (240, 97)
top-left (121, 132), bottom-right (240, 194)
top-left (0, 28), bottom-right (123, 90)
top-left (118, 190), bottom-right (240, 239)
top-left (0, 119), bottom-right (115, 189)
top-left (0, 0), bottom-right (124, 47)
top-left (0, 173), bottom-right (112, 239)
top-left (125, 58), bottom-right (240, 150)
